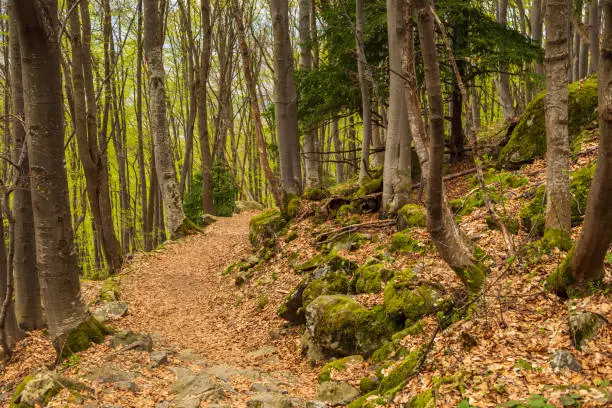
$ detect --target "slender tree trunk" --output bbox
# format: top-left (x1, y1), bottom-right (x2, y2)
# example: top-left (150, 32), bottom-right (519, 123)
top-left (573, 25), bottom-right (581, 80)
top-left (383, 0), bottom-right (412, 214)
top-left (198, 0), bottom-right (214, 214)
top-left (144, 0), bottom-right (189, 238)
top-left (8, 9), bottom-right (43, 330)
top-left (532, 0), bottom-right (544, 75)
top-left (580, 7), bottom-right (590, 79)
top-left (590, 0), bottom-right (601, 74)
top-left (497, 0), bottom-right (516, 119)
top-left (136, 0), bottom-right (149, 247)
top-left (271, 0), bottom-right (302, 196)
top-left (544, 0), bottom-right (572, 237)
top-left (12, 0), bottom-right (100, 353)
top-left (414, 0), bottom-right (484, 293)
top-left (356, 0), bottom-right (372, 181)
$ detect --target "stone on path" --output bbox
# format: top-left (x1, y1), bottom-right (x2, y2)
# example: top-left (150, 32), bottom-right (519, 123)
top-left (550, 349), bottom-right (582, 372)
top-left (93, 301), bottom-right (128, 322)
top-left (12, 370), bottom-right (89, 408)
top-left (316, 381), bottom-right (360, 406)
top-left (86, 365), bottom-right (137, 383)
top-left (111, 330), bottom-right (153, 351)
top-left (569, 310), bottom-right (607, 350)
top-left (150, 350), bottom-right (169, 367)
top-left (246, 392), bottom-right (295, 408)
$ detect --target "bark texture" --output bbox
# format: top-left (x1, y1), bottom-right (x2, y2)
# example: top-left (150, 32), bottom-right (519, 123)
top-left (356, 0), bottom-right (372, 181)
top-left (198, 0), bottom-right (214, 215)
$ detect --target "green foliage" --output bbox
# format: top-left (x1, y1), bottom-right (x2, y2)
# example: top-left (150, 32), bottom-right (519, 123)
top-left (389, 231), bottom-right (425, 254)
top-left (183, 163), bottom-right (238, 225)
top-left (499, 394), bottom-right (556, 408)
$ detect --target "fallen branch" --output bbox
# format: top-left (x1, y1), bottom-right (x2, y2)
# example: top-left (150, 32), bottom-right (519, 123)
top-left (316, 219), bottom-right (395, 242)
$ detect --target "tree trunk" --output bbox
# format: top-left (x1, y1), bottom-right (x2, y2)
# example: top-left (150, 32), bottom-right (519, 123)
top-left (12, 0), bottom-right (98, 353)
top-left (414, 0), bottom-right (484, 294)
top-left (497, 0), bottom-right (516, 120)
top-left (144, 0), bottom-right (189, 238)
top-left (544, 0), bottom-right (572, 238)
top-left (271, 0), bottom-right (302, 195)
top-left (590, 0), bottom-right (601, 74)
top-left (356, 0), bottom-right (372, 182)
top-left (565, 0), bottom-right (612, 285)
top-left (198, 0), bottom-right (214, 215)
top-left (580, 7), bottom-right (590, 79)
top-left (8, 9), bottom-right (43, 331)
top-left (531, 0), bottom-right (544, 75)
top-left (383, 0), bottom-right (412, 214)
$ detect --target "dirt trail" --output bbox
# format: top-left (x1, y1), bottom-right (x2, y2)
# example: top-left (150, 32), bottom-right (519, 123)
top-left (117, 211), bottom-right (318, 404)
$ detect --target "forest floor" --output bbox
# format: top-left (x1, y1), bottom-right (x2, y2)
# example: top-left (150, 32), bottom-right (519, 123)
top-left (1, 143), bottom-right (611, 408)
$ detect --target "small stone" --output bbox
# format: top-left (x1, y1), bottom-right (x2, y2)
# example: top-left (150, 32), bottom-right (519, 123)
top-left (250, 382), bottom-right (287, 395)
top-left (13, 371), bottom-right (89, 407)
top-left (115, 381), bottom-right (139, 392)
top-left (201, 213), bottom-right (219, 226)
top-left (551, 349), bottom-right (582, 372)
top-left (93, 301), bottom-right (128, 322)
top-left (246, 393), bottom-right (294, 408)
top-left (150, 350), bottom-right (169, 367)
top-left (111, 330), bottom-right (153, 352)
top-left (316, 381), bottom-right (360, 406)
top-left (155, 402), bottom-right (170, 408)
top-left (305, 401), bottom-right (328, 408)
top-left (86, 366), bottom-right (137, 383)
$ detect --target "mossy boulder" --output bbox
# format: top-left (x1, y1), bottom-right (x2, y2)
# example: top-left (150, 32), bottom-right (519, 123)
top-left (318, 355), bottom-right (364, 383)
top-left (384, 273), bottom-right (443, 325)
top-left (355, 176), bottom-right (383, 198)
top-left (249, 209), bottom-right (287, 247)
top-left (303, 188), bottom-right (330, 201)
top-left (351, 262), bottom-right (395, 294)
top-left (284, 194), bottom-right (302, 220)
top-left (316, 381), bottom-right (360, 406)
top-left (304, 295), bottom-right (399, 358)
top-left (389, 231), bottom-right (425, 254)
top-left (279, 252), bottom-right (357, 324)
top-left (323, 232), bottom-right (364, 253)
top-left (59, 316), bottom-right (111, 359)
top-left (110, 330), bottom-right (153, 352)
top-left (499, 76), bottom-right (598, 167)
top-left (378, 349), bottom-right (421, 394)
top-left (235, 200), bottom-right (264, 213)
top-left (99, 277), bottom-right (120, 302)
top-left (569, 310), bottom-right (607, 350)
top-left (396, 204), bottom-right (427, 231)
top-left (10, 371), bottom-right (88, 408)
top-left (294, 251), bottom-right (358, 274)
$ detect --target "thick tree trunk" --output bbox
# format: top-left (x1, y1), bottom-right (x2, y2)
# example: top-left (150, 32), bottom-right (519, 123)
top-left (383, 0), bottom-right (412, 214)
top-left (570, 0), bottom-right (612, 282)
top-left (12, 0), bottom-right (94, 351)
top-left (544, 0), bottom-right (572, 237)
top-left (271, 0), bottom-right (302, 195)
top-left (198, 0), bottom-right (214, 215)
top-left (356, 0), bottom-right (372, 182)
top-left (70, 0), bottom-right (123, 272)
top-left (144, 0), bottom-right (189, 238)
top-left (8, 10), bottom-right (43, 331)
top-left (414, 0), bottom-right (484, 293)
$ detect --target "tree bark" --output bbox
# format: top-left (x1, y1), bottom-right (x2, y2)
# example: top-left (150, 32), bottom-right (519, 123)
top-left (531, 0), bottom-right (544, 74)
top-left (8, 8), bottom-right (43, 331)
top-left (383, 0), bottom-right (412, 214)
top-left (580, 7), bottom-right (590, 79)
top-left (271, 0), bottom-right (302, 195)
top-left (497, 0), bottom-right (516, 120)
top-left (198, 0), bottom-right (214, 215)
top-left (12, 0), bottom-right (90, 350)
top-left (144, 0), bottom-right (189, 238)
top-left (414, 0), bottom-right (484, 294)
top-left (590, 0), bottom-right (601, 74)
top-left (356, 0), bottom-right (372, 182)
top-left (544, 0), bottom-right (572, 235)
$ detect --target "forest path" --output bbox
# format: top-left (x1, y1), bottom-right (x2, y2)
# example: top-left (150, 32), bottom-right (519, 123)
top-left (117, 211), bottom-right (318, 406)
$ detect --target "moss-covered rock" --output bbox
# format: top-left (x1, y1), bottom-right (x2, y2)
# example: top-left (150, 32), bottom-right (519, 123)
top-left (323, 232), bottom-right (364, 253)
top-left (303, 188), bottom-right (330, 201)
top-left (317, 355), bottom-right (364, 383)
top-left (316, 381), bottom-right (361, 406)
top-left (294, 251), bottom-right (358, 274)
top-left (378, 350), bottom-right (421, 394)
top-left (59, 316), bottom-right (111, 359)
top-left (569, 310), bottom-right (607, 350)
top-left (100, 277), bottom-right (120, 302)
top-left (499, 76), bottom-right (598, 167)
top-left (302, 272), bottom-right (351, 307)
top-left (10, 371), bottom-right (88, 408)
top-left (541, 228), bottom-right (572, 251)
top-left (284, 194), bottom-right (301, 220)
top-left (355, 176), bottom-right (383, 198)
top-left (304, 295), bottom-right (399, 358)
top-left (397, 204), bottom-right (427, 231)
top-left (249, 209), bottom-right (287, 247)
top-left (384, 276), bottom-right (443, 325)
top-left (389, 231), bottom-right (424, 254)
top-left (405, 389), bottom-right (434, 408)
top-left (359, 376), bottom-right (380, 394)
top-left (351, 262), bottom-right (395, 294)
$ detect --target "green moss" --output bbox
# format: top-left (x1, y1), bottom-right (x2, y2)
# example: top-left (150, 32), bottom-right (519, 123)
top-left (519, 186), bottom-right (546, 235)
top-left (546, 247), bottom-right (576, 297)
top-left (285, 230), bottom-right (298, 243)
top-left (347, 392), bottom-right (386, 408)
top-left (249, 209), bottom-right (287, 246)
top-left (453, 262), bottom-right (486, 294)
top-left (352, 263), bottom-right (395, 294)
top-left (397, 204), bottom-right (427, 231)
top-left (355, 176), bottom-right (383, 198)
top-left (302, 272), bottom-right (350, 307)
top-left (303, 188), bottom-right (329, 201)
top-left (379, 350), bottom-right (421, 393)
top-left (173, 217), bottom-right (202, 238)
top-left (384, 274), bottom-right (441, 324)
top-left (10, 374), bottom-right (34, 408)
top-left (283, 194), bottom-right (301, 220)
top-left (99, 278), bottom-right (120, 302)
top-left (359, 377), bottom-right (379, 394)
top-left (371, 341), bottom-right (396, 363)
top-left (59, 317), bottom-right (111, 359)
top-left (324, 232), bottom-right (365, 253)
top-left (406, 389), bottom-right (434, 408)
top-left (317, 355), bottom-right (363, 383)
top-left (499, 76), bottom-right (598, 166)
top-left (389, 231), bottom-right (424, 254)
top-left (541, 228), bottom-right (572, 251)
top-left (294, 251), bottom-right (358, 274)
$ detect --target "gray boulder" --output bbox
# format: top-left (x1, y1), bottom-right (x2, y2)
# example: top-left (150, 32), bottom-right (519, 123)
top-left (150, 350), bottom-right (169, 367)
top-left (316, 381), bottom-right (360, 406)
top-left (111, 330), bottom-right (153, 351)
top-left (12, 370), bottom-right (89, 407)
top-left (246, 393), bottom-right (294, 408)
top-left (93, 301), bottom-right (128, 322)
top-left (86, 366), bottom-right (137, 383)
top-left (201, 214), bottom-right (219, 226)
top-left (569, 310), bottom-right (607, 350)
top-left (235, 201), bottom-right (264, 213)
